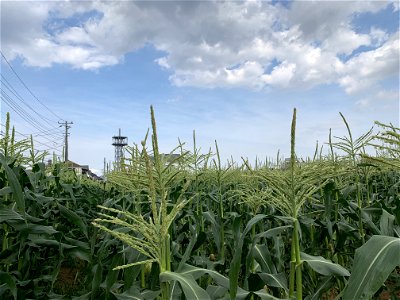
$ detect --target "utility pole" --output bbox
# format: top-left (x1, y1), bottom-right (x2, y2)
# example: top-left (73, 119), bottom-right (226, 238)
top-left (59, 121), bottom-right (73, 162)
top-left (103, 157), bottom-right (107, 179)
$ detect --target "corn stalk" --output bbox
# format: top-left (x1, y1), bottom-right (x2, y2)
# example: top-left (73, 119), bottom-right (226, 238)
top-left (92, 106), bottom-right (193, 299)
top-left (259, 108), bottom-right (334, 300)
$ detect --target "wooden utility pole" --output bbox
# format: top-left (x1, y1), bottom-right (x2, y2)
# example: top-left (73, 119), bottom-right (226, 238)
top-left (58, 121), bottom-right (73, 162)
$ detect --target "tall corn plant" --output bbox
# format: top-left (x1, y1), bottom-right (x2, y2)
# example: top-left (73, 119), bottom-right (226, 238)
top-left (0, 112), bottom-right (41, 166)
top-left (362, 121), bottom-right (400, 169)
top-left (92, 106), bottom-right (193, 300)
top-left (259, 109), bottom-right (345, 299)
top-left (331, 112), bottom-right (374, 243)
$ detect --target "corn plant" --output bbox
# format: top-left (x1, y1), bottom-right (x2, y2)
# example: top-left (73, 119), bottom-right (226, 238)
top-left (2, 108), bottom-right (400, 299)
top-left (0, 112), bottom-right (45, 166)
top-left (258, 108), bottom-right (349, 300)
top-left (363, 121), bottom-right (400, 170)
top-left (92, 106), bottom-right (194, 299)
top-left (331, 112), bottom-right (374, 243)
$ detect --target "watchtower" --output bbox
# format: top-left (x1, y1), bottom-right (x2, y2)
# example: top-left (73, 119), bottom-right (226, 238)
top-left (112, 128), bottom-right (128, 170)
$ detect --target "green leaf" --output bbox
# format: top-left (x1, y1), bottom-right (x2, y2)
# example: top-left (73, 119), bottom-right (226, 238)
top-left (342, 235), bottom-right (400, 300)
top-left (361, 208), bottom-right (380, 235)
top-left (91, 264), bottom-right (102, 299)
top-left (254, 289), bottom-right (291, 300)
top-left (0, 186), bottom-right (12, 196)
top-left (305, 276), bottom-right (334, 300)
top-left (243, 214), bottom-right (268, 237)
top-left (0, 271), bottom-right (17, 300)
top-left (112, 292), bottom-right (150, 300)
top-left (379, 209), bottom-right (395, 236)
top-left (44, 292), bottom-right (67, 300)
top-left (17, 223), bottom-right (58, 235)
top-left (203, 211), bottom-right (221, 253)
top-left (141, 290), bottom-right (161, 300)
top-left (174, 264), bottom-right (229, 290)
top-left (106, 255), bottom-right (122, 292)
top-left (0, 154), bottom-right (25, 212)
top-left (72, 292), bottom-right (91, 300)
top-left (258, 272), bottom-right (288, 293)
top-left (28, 237), bottom-right (75, 249)
top-left (0, 208), bottom-right (24, 222)
top-left (255, 225), bottom-right (292, 240)
top-left (64, 236), bottom-right (90, 250)
top-left (206, 285), bottom-right (227, 299)
top-left (230, 214), bottom-right (267, 299)
top-left (301, 252), bottom-right (350, 277)
top-left (66, 248), bottom-right (92, 263)
top-left (61, 183), bottom-right (76, 202)
top-left (192, 231), bottom-right (207, 253)
top-left (252, 244), bottom-right (277, 274)
top-left (177, 226), bottom-right (201, 271)
top-left (160, 271), bottom-right (210, 300)
top-left (112, 286), bottom-right (148, 300)
top-left (163, 264), bottom-right (247, 299)
top-left (58, 203), bottom-right (88, 238)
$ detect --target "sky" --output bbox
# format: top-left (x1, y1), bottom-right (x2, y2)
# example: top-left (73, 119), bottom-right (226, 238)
top-left (1, 0), bottom-right (399, 174)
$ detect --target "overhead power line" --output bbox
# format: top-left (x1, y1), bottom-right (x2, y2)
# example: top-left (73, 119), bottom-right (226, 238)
top-left (0, 123), bottom-right (63, 155)
top-left (0, 51), bottom-right (68, 160)
top-left (0, 51), bottom-right (66, 148)
top-left (0, 88), bottom-right (63, 144)
top-left (1, 75), bottom-right (57, 126)
top-left (0, 50), bottom-right (64, 122)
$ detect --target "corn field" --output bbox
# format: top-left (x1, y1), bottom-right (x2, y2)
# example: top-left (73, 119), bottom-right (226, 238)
top-left (1, 107), bottom-right (399, 300)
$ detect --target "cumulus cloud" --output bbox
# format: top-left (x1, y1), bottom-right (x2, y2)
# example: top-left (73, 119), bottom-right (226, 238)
top-left (262, 61), bottom-right (296, 88)
top-left (1, 0), bottom-right (398, 93)
top-left (321, 27), bottom-right (371, 55)
top-left (1, 1), bottom-right (118, 69)
top-left (338, 36), bottom-right (399, 94)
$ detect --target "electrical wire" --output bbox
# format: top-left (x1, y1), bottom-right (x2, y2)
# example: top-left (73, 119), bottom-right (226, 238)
top-left (0, 123), bottom-right (63, 154)
top-left (0, 51), bottom-right (69, 160)
top-left (0, 78), bottom-right (64, 140)
top-left (0, 51), bottom-right (64, 122)
top-left (1, 88), bottom-right (63, 143)
top-left (1, 75), bottom-right (58, 126)
top-left (0, 53), bottom-right (66, 143)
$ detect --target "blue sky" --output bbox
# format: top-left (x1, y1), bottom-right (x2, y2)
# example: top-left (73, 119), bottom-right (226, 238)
top-left (1, 0), bottom-right (399, 174)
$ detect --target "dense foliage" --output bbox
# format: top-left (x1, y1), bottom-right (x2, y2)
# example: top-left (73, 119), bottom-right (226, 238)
top-left (1, 108), bottom-right (399, 299)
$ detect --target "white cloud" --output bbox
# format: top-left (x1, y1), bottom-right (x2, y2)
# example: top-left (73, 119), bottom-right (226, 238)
top-left (1, 0), bottom-right (398, 93)
top-left (262, 61), bottom-right (296, 88)
top-left (370, 27), bottom-right (390, 47)
top-left (338, 36), bottom-right (399, 94)
top-left (1, 1), bottom-right (50, 58)
top-left (322, 27), bottom-right (370, 55)
top-left (285, 0), bottom-right (389, 41)
top-left (56, 27), bottom-right (93, 46)
top-left (0, 1), bottom-right (119, 70)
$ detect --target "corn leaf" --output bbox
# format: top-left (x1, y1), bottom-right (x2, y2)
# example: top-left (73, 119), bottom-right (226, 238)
top-left (0, 271), bottom-right (17, 300)
top-left (0, 208), bottom-right (24, 222)
top-left (301, 252), bottom-right (350, 276)
top-left (58, 203), bottom-right (88, 238)
top-left (342, 235), bottom-right (400, 300)
top-left (160, 271), bottom-right (210, 300)
top-left (0, 154), bottom-right (25, 212)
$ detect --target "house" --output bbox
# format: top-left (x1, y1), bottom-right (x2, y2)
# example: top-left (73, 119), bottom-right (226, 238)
top-left (65, 160), bottom-right (102, 181)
